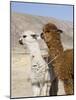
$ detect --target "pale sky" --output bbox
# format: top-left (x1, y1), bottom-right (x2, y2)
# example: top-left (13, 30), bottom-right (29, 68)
top-left (11, 1), bottom-right (74, 22)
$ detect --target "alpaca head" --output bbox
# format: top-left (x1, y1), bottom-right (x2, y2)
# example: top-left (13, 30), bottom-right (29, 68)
top-left (19, 30), bottom-right (39, 45)
top-left (40, 23), bottom-right (63, 43)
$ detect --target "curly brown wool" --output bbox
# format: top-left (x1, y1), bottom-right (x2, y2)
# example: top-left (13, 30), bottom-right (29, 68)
top-left (41, 23), bottom-right (74, 95)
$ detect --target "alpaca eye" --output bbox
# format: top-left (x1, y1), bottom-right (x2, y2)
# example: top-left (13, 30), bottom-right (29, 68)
top-left (31, 35), bottom-right (36, 38)
top-left (46, 31), bottom-right (50, 32)
top-left (23, 35), bottom-right (26, 38)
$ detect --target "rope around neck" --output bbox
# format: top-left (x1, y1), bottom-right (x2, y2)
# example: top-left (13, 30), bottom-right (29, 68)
top-left (47, 54), bottom-right (59, 65)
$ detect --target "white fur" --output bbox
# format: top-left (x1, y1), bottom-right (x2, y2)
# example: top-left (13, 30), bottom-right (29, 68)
top-left (19, 31), bottom-right (51, 96)
top-left (57, 79), bottom-right (65, 95)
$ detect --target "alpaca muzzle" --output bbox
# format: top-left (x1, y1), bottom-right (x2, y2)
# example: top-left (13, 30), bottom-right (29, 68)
top-left (19, 39), bottom-right (23, 45)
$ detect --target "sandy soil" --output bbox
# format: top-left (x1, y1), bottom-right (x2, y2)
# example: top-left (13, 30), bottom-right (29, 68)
top-left (11, 53), bottom-right (33, 98)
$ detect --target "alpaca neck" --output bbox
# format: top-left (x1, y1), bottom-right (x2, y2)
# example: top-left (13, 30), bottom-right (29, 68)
top-left (47, 38), bottom-right (64, 59)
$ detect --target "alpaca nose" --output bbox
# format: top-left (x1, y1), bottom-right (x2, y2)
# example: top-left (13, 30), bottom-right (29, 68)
top-left (19, 39), bottom-right (23, 45)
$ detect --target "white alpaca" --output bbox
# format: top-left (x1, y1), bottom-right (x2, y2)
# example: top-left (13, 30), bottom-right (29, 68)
top-left (19, 31), bottom-right (51, 96)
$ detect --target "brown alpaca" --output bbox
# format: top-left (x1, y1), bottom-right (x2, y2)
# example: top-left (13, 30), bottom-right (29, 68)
top-left (41, 23), bottom-right (74, 95)
top-left (63, 49), bottom-right (73, 94)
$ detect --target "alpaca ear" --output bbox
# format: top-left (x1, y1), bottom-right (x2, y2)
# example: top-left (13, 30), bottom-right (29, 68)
top-left (57, 29), bottom-right (63, 33)
top-left (40, 33), bottom-right (44, 39)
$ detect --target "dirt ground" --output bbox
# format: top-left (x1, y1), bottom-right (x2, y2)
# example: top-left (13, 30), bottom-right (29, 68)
top-left (11, 53), bottom-right (33, 98)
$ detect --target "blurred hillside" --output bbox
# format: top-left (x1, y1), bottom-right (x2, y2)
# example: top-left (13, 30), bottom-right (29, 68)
top-left (11, 12), bottom-right (73, 53)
